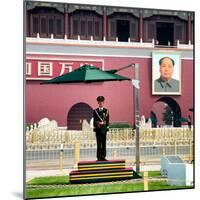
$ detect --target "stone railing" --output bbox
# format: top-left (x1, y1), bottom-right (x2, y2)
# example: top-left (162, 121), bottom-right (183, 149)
top-left (26, 127), bottom-right (193, 148)
top-left (26, 127), bottom-right (193, 168)
top-left (26, 36), bottom-right (154, 48)
top-left (27, 36), bottom-right (194, 50)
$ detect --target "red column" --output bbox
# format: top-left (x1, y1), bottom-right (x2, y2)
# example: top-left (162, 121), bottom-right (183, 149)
top-left (187, 14), bottom-right (191, 43)
top-left (103, 8), bottom-right (107, 40)
top-left (64, 9), bottom-right (69, 39)
top-left (139, 9), bottom-right (143, 42)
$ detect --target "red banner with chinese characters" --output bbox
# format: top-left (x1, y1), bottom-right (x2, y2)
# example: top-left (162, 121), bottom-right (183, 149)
top-left (26, 58), bottom-right (104, 80)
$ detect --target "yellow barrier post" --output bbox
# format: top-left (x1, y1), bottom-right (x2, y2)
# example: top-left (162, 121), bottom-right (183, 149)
top-left (174, 140), bottom-right (177, 155)
top-left (60, 143), bottom-right (64, 172)
top-left (143, 171), bottom-right (149, 191)
top-left (189, 140), bottom-right (193, 163)
top-left (113, 150), bottom-right (117, 160)
top-left (74, 142), bottom-right (80, 168)
top-left (163, 142), bottom-right (166, 156)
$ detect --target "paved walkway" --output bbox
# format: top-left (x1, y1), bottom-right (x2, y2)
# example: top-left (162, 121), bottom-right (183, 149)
top-left (26, 165), bottom-right (161, 182)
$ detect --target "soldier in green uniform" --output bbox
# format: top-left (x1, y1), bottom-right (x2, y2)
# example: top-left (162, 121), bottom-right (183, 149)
top-left (93, 96), bottom-right (109, 161)
top-left (154, 57), bottom-right (179, 93)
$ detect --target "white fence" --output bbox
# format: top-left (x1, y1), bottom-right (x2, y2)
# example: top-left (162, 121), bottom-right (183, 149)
top-left (26, 126), bottom-right (193, 169)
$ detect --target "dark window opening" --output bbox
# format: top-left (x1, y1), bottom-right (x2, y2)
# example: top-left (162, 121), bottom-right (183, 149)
top-left (29, 7), bottom-right (64, 38)
top-left (147, 23), bottom-right (155, 40)
top-left (156, 22), bottom-right (174, 46)
top-left (94, 21), bottom-right (100, 37)
top-left (73, 20), bottom-right (78, 35)
top-left (56, 18), bottom-right (62, 34)
top-left (88, 21), bottom-right (93, 36)
top-left (110, 21), bottom-right (115, 37)
top-left (41, 18), bottom-right (47, 34)
top-left (48, 18), bottom-right (54, 34)
top-left (117, 20), bottom-right (130, 42)
top-left (80, 21), bottom-right (86, 35)
top-left (130, 22), bottom-right (136, 39)
top-left (71, 10), bottom-right (102, 40)
top-left (191, 22), bottom-right (194, 44)
top-left (33, 17), bottom-right (39, 34)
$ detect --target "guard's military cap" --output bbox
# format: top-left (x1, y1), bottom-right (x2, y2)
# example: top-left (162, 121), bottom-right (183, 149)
top-left (97, 96), bottom-right (105, 101)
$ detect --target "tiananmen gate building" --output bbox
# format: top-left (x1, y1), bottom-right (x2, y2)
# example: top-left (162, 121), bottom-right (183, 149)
top-left (25, 1), bottom-right (194, 130)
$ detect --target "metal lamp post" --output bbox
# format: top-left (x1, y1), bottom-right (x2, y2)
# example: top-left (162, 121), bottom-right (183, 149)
top-left (107, 63), bottom-right (140, 173)
top-left (133, 64), bottom-right (140, 173)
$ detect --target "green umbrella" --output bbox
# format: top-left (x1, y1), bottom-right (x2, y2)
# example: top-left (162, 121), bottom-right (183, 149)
top-left (41, 65), bottom-right (130, 84)
top-left (178, 117), bottom-right (189, 122)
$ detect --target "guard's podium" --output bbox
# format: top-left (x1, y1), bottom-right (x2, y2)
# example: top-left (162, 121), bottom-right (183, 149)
top-left (69, 159), bottom-right (140, 183)
top-left (161, 156), bottom-right (193, 186)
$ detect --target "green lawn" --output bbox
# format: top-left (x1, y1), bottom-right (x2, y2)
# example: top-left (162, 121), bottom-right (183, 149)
top-left (26, 172), bottom-right (193, 199)
top-left (139, 171), bottom-right (162, 177)
top-left (26, 182), bottom-right (144, 199)
top-left (27, 176), bottom-right (69, 185)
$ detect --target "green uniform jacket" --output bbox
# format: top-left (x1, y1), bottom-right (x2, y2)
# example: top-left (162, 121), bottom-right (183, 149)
top-left (154, 77), bottom-right (179, 93)
top-left (93, 108), bottom-right (109, 131)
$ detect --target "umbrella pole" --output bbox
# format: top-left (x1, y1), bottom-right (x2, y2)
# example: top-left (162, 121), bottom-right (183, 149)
top-left (133, 64), bottom-right (140, 173)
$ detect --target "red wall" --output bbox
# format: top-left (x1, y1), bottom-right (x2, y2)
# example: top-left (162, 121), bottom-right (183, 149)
top-left (26, 54), bottom-right (194, 126)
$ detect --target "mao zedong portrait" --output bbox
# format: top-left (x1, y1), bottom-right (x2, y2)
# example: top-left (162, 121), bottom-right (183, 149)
top-left (154, 57), bottom-right (179, 93)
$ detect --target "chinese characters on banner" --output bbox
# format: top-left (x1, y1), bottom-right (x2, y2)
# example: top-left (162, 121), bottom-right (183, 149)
top-left (26, 59), bottom-right (104, 80)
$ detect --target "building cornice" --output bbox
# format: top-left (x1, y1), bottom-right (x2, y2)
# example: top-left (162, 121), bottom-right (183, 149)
top-left (26, 1), bottom-right (194, 20)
